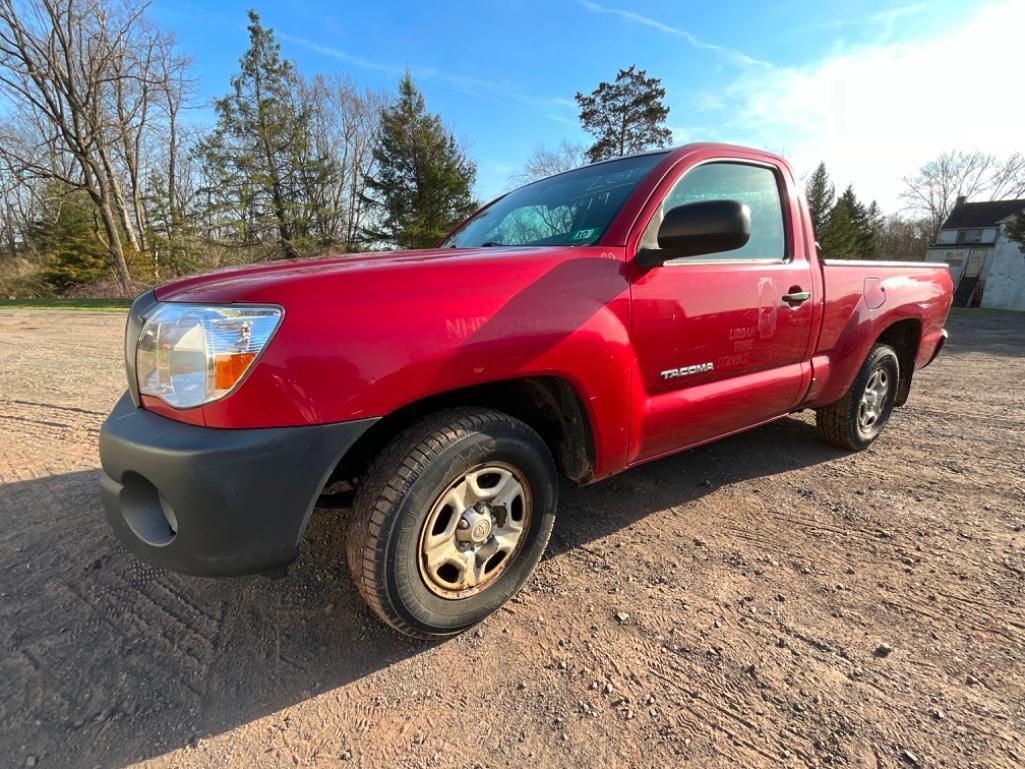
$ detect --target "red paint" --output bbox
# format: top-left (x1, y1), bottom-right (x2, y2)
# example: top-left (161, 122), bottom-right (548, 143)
top-left (150, 143), bottom-right (953, 481)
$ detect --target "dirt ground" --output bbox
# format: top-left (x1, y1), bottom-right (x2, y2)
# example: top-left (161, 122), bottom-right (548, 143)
top-left (0, 308), bottom-right (1023, 769)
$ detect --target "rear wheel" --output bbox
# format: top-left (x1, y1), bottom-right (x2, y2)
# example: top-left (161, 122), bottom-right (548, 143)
top-left (346, 408), bottom-right (557, 639)
top-left (816, 343), bottom-right (900, 451)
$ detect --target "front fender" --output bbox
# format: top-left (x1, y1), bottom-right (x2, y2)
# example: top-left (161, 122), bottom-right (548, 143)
top-left (196, 250), bottom-right (636, 477)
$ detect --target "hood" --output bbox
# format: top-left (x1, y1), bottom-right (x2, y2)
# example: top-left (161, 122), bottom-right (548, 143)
top-left (153, 246), bottom-right (567, 304)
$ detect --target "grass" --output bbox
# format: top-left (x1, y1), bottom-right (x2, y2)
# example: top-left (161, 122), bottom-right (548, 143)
top-left (0, 297), bottom-right (132, 311)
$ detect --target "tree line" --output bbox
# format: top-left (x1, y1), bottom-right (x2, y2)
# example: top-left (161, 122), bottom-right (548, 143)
top-left (514, 71), bottom-right (1025, 260)
top-left (806, 152), bottom-right (1025, 261)
top-left (0, 2), bottom-right (475, 296)
top-left (522, 64), bottom-right (1025, 259)
top-left (1, 2), bottom-right (1023, 297)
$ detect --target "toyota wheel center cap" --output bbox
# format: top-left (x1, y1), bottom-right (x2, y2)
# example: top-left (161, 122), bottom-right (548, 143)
top-left (470, 518), bottom-right (492, 543)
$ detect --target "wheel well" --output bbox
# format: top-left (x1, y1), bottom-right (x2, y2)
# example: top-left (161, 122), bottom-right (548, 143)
top-left (330, 377), bottom-right (597, 488)
top-left (876, 319), bottom-right (921, 406)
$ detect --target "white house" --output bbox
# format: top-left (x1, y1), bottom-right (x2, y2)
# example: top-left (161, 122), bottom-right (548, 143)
top-left (925, 196), bottom-right (1025, 310)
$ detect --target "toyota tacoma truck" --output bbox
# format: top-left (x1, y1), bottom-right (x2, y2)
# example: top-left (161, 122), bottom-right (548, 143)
top-left (99, 143), bottom-right (953, 639)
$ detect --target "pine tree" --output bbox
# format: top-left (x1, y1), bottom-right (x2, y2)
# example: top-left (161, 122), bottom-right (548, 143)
top-left (363, 73), bottom-right (477, 249)
top-left (200, 10), bottom-right (334, 259)
top-left (1006, 213), bottom-right (1025, 252)
top-left (805, 162), bottom-right (835, 234)
top-left (839, 187), bottom-right (884, 259)
top-left (145, 171), bottom-right (200, 279)
top-left (859, 200), bottom-right (884, 258)
top-left (30, 184), bottom-right (110, 291)
top-left (816, 184), bottom-right (886, 259)
top-left (575, 65), bottom-right (672, 163)
top-left (819, 186), bottom-right (862, 259)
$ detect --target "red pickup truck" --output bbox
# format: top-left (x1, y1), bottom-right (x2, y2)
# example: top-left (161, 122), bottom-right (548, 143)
top-left (99, 143), bottom-right (952, 638)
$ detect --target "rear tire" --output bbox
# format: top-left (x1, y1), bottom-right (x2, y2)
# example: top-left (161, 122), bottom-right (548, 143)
top-left (346, 408), bottom-right (557, 639)
top-left (816, 343), bottom-right (900, 451)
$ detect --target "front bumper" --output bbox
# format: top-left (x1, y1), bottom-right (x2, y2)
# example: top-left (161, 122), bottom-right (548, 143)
top-left (99, 393), bottom-right (377, 576)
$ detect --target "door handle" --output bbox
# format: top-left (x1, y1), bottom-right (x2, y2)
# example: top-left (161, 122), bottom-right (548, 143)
top-left (782, 290), bottom-right (811, 306)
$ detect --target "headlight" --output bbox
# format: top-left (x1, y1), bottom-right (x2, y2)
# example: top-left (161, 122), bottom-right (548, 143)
top-left (136, 303), bottom-right (282, 409)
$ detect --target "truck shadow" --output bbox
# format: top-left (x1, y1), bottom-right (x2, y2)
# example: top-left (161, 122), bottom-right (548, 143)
top-left (548, 413), bottom-right (845, 560)
top-left (0, 414), bottom-right (844, 768)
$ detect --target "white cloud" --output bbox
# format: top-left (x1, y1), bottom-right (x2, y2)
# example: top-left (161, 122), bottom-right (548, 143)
top-left (279, 34), bottom-right (410, 76)
top-left (799, 3), bottom-right (926, 36)
top-left (280, 32), bottom-right (574, 113)
top-left (870, 3), bottom-right (927, 40)
top-left (709, 0), bottom-right (1024, 211)
top-left (544, 113), bottom-right (579, 127)
top-left (577, 0), bottom-right (769, 68)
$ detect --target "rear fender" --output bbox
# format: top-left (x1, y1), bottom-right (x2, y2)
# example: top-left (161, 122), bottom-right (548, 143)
top-left (806, 309), bottom-right (915, 407)
top-left (806, 269), bottom-right (951, 408)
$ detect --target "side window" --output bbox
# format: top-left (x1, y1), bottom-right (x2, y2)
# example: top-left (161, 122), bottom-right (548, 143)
top-left (641, 162), bottom-right (787, 260)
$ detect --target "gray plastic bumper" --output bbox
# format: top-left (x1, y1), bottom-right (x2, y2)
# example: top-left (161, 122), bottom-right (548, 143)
top-left (99, 392), bottom-right (377, 576)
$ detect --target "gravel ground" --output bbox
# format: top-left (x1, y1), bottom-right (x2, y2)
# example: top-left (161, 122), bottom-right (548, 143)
top-left (0, 308), bottom-right (1023, 769)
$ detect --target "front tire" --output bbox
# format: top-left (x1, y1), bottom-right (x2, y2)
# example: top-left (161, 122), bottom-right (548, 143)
top-left (816, 343), bottom-right (900, 451)
top-left (346, 408), bottom-right (557, 639)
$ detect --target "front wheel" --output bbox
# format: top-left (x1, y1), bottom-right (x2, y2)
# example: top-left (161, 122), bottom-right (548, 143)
top-left (816, 343), bottom-right (900, 451)
top-left (346, 408), bottom-right (557, 639)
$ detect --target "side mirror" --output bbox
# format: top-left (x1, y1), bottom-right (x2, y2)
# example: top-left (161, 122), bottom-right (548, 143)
top-left (636, 200), bottom-right (751, 269)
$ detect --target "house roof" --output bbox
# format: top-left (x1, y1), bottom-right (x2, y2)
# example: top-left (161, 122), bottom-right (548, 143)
top-left (941, 198), bottom-right (1025, 229)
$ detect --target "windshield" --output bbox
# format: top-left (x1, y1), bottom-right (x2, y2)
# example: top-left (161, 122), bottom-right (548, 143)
top-left (442, 152), bottom-right (666, 248)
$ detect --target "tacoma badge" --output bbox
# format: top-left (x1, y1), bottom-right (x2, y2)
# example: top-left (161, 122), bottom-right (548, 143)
top-left (660, 362), bottom-right (714, 380)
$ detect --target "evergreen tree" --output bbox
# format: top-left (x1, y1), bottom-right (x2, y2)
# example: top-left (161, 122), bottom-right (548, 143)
top-left (30, 184), bottom-right (110, 291)
top-left (805, 162), bottom-right (835, 234)
top-left (145, 171), bottom-right (200, 279)
top-left (1006, 213), bottom-right (1025, 252)
top-left (820, 186), bottom-right (884, 259)
top-left (819, 186), bottom-right (862, 259)
top-left (858, 200), bottom-right (884, 258)
top-left (363, 73), bottom-right (477, 249)
top-left (200, 10), bottom-right (334, 259)
top-left (575, 65), bottom-right (672, 163)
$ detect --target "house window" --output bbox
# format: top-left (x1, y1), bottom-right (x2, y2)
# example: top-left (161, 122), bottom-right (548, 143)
top-left (956, 228), bottom-right (984, 243)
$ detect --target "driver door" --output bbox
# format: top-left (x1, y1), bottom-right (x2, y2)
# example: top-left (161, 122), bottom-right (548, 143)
top-left (628, 159), bottom-right (815, 463)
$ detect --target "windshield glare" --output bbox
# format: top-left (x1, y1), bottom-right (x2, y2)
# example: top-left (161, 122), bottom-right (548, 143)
top-left (442, 152), bottom-right (666, 249)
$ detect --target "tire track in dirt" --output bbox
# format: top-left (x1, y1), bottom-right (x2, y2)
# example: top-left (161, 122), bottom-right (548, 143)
top-left (2, 310), bottom-right (1025, 769)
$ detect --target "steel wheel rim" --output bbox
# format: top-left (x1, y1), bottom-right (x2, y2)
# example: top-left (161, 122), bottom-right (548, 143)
top-left (858, 367), bottom-right (890, 431)
top-left (417, 462), bottom-right (532, 600)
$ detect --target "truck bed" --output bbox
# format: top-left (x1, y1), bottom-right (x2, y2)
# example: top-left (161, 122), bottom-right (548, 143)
top-left (803, 259), bottom-right (952, 408)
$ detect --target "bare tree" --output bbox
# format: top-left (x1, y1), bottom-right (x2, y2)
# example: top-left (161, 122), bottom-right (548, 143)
top-left (880, 214), bottom-right (933, 262)
top-left (111, 28), bottom-right (158, 252)
top-left (902, 150), bottom-right (1025, 240)
top-left (989, 153), bottom-right (1025, 200)
top-left (0, 145), bottom-right (27, 258)
top-left (299, 73), bottom-right (385, 251)
top-left (136, 31), bottom-right (194, 278)
top-left (0, 153), bottom-right (28, 293)
top-left (0, 0), bottom-right (181, 292)
top-left (510, 140), bottom-right (587, 186)
top-left (336, 82), bottom-right (386, 251)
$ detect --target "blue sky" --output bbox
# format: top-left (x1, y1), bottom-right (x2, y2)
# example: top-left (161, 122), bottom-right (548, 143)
top-left (152, 0), bottom-right (1023, 211)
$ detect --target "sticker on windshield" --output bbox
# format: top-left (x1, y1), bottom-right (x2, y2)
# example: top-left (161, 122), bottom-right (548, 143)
top-left (571, 227), bottom-right (597, 241)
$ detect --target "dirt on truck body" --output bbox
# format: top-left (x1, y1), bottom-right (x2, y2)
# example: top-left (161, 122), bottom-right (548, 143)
top-left (1, 307), bottom-right (1023, 768)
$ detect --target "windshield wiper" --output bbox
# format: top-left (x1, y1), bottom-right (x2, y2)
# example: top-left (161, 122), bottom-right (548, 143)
top-left (479, 241), bottom-right (504, 247)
